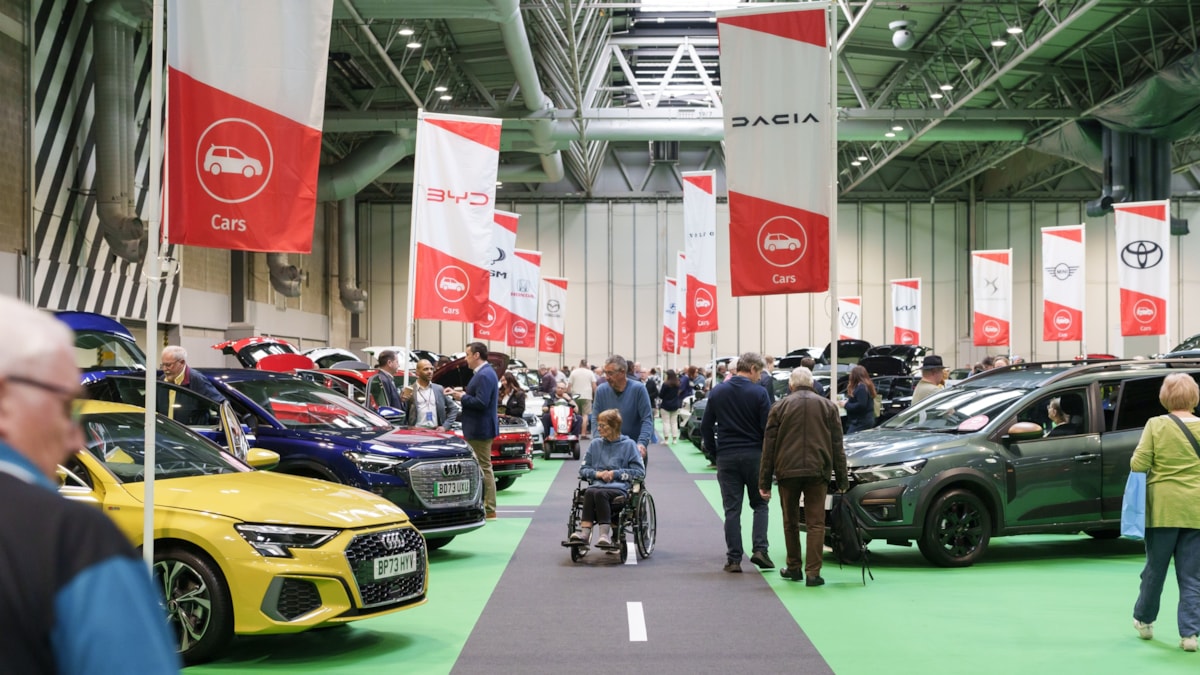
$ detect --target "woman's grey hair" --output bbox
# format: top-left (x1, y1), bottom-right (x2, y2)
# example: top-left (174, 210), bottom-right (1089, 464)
top-left (0, 296), bottom-right (74, 377)
top-left (605, 355), bottom-right (628, 373)
top-left (789, 367), bottom-right (814, 389)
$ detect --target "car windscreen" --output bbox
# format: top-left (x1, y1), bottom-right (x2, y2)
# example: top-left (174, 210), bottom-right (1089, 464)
top-left (74, 330), bottom-right (146, 371)
top-left (227, 378), bottom-right (392, 431)
top-left (81, 412), bottom-right (247, 483)
top-left (881, 386), bottom-right (1029, 432)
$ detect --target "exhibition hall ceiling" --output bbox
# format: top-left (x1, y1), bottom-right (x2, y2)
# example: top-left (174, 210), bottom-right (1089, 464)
top-left (322, 0), bottom-right (1200, 201)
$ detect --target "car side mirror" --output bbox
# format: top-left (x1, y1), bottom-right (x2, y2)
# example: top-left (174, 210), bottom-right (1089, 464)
top-left (1006, 421), bottom-right (1045, 442)
top-left (244, 448), bottom-right (280, 470)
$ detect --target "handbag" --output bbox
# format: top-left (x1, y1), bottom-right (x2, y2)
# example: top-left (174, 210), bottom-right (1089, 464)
top-left (1120, 471), bottom-right (1146, 540)
top-left (872, 395), bottom-right (882, 418)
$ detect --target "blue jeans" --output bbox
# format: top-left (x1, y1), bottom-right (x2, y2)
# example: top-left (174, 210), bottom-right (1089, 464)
top-left (716, 453), bottom-right (769, 563)
top-left (1134, 527), bottom-right (1200, 637)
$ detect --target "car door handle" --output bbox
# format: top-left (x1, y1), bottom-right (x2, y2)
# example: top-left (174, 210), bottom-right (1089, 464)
top-left (1073, 453), bottom-right (1099, 462)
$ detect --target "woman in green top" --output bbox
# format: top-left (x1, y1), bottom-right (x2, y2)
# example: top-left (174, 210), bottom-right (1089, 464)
top-left (1130, 373), bottom-right (1200, 652)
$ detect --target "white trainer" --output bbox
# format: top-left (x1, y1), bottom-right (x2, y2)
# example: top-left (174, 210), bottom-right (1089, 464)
top-left (1181, 635), bottom-right (1197, 652)
top-left (1134, 620), bottom-right (1154, 640)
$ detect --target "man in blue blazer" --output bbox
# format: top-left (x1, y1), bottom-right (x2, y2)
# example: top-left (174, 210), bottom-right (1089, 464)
top-left (449, 342), bottom-right (499, 519)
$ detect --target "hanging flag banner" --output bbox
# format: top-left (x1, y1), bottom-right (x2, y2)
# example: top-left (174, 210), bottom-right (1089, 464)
top-left (972, 250), bottom-right (1013, 347)
top-left (166, 0), bottom-right (334, 252)
top-left (473, 210), bottom-right (519, 342)
top-left (891, 279), bottom-right (921, 345)
top-left (1115, 201), bottom-right (1170, 337)
top-left (663, 277), bottom-right (679, 354)
top-left (838, 296), bottom-right (861, 341)
top-left (508, 249), bottom-right (541, 348)
top-left (537, 277), bottom-right (568, 354)
top-left (683, 171), bottom-right (719, 331)
top-left (676, 252), bottom-right (694, 349)
top-left (411, 111), bottom-right (502, 322)
top-left (718, 4), bottom-right (833, 296)
top-left (1041, 224), bottom-right (1085, 342)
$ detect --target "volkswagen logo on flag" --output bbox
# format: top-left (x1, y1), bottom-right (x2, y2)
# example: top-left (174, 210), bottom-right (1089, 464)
top-left (1121, 241), bottom-right (1163, 269)
top-left (380, 531), bottom-right (405, 551)
top-left (441, 462), bottom-right (465, 477)
top-left (1046, 263), bottom-right (1079, 281)
top-left (841, 312), bottom-right (858, 328)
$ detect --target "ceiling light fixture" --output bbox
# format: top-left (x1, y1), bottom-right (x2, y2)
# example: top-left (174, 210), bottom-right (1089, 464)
top-left (962, 57), bottom-right (981, 72)
top-left (1006, 25), bottom-right (1023, 35)
top-left (939, 83), bottom-right (954, 91)
top-left (406, 41), bottom-right (422, 49)
top-left (891, 124), bottom-right (903, 131)
top-left (439, 94), bottom-right (452, 101)
top-left (991, 38), bottom-right (1007, 48)
top-left (885, 131), bottom-right (896, 138)
top-left (930, 92), bottom-right (944, 99)
top-left (398, 27), bottom-right (414, 36)
top-left (856, 155), bottom-right (868, 161)
top-left (850, 160), bottom-right (862, 166)
top-left (434, 85), bottom-right (448, 92)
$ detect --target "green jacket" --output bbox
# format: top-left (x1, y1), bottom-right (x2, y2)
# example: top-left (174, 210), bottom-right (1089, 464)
top-left (1131, 415), bottom-right (1200, 529)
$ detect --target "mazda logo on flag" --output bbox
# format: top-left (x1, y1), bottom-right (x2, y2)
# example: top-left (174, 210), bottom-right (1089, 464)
top-left (546, 299), bottom-right (561, 314)
top-left (1121, 241), bottom-right (1163, 269)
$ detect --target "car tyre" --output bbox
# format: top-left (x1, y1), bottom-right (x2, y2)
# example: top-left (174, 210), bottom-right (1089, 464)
top-left (917, 488), bottom-right (991, 567)
top-left (154, 546), bottom-right (233, 665)
top-left (495, 475), bottom-right (517, 490)
top-left (425, 536), bottom-right (455, 551)
top-left (1085, 528), bottom-right (1121, 540)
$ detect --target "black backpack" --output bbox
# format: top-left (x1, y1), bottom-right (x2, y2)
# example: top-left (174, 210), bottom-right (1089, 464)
top-left (828, 495), bottom-right (873, 584)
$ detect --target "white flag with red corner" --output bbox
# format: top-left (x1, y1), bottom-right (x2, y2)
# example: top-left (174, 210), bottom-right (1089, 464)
top-left (676, 252), bottom-right (694, 349)
top-left (166, 0), bottom-right (333, 253)
top-left (1115, 201), bottom-right (1170, 337)
top-left (411, 111), bottom-right (502, 322)
top-left (972, 250), bottom-right (1013, 347)
top-left (718, 4), bottom-right (832, 296)
top-left (663, 278), bottom-right (678, 354)
top-left (508, 249), bottom-right (541, 348)
top-left (473, 210), bottom-right (519, 342)
top-left (891, 279), bottom-right (921, 345)
top-left (683, 171), bottom-right (719, 331)
top-left (838, 296), bottom-right (861, 340)
top-left (1041, 225), bottom-right (1085, 342)
top-left (538, 278), bottom-right (568, 354)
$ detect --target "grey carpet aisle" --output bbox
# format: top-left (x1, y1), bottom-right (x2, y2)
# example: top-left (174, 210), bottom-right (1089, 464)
top-left (451, 442), bottom-right (834, 675)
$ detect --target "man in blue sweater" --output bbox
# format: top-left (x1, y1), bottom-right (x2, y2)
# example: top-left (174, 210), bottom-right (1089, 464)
top-left (702, 352), bottom-right (774, 573)
top-left (591, 355), bottom-right (655, 461)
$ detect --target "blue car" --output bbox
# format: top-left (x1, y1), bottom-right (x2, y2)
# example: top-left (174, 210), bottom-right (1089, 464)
top-left (55, 311), bottom-right (148, 383)
top-left (86, 369), bottom-right (486, 549)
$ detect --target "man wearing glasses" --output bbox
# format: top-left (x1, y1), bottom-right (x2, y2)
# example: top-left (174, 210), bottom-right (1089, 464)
top-left (160, 345), bottom-right (224, 423)
top-left (0, 297), bottom-right (179, 672)
top-left (590, 355), bottom-right (654, 462)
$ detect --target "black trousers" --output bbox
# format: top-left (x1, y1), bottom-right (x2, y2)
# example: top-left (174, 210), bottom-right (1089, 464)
top-left (582, 486), bottom-right (624, 524)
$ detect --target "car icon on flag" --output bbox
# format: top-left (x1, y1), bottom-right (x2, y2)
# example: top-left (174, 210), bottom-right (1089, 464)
top-left (204, 144), bottom-right (263, 178)
top-left (763, 233), bottom-right (801, 251)
top-left (439, 277), bottom-right (466, 292)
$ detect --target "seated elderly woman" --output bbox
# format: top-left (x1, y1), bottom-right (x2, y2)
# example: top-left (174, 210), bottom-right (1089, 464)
top-left (569, 408), bottom-right (646, 548)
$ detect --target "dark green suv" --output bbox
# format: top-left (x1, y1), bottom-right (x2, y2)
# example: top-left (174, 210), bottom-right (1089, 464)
top-left (834, 359), bottom-right (1200, 567)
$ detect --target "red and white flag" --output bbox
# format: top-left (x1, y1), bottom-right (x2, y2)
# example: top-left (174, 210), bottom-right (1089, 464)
top-left (972, 250), bottom-right (1012, 347)
top-left (507, 249), bottom-right (541, 348)
top-left (838, 296), bottom-right (862, 340)
top-left (1041, 225), bottom-right (1085, 342)
top-left (166, 0), bottom-right (333, 253)
top-left (719, 4), bottom-right (833, 296)
top-left (1115, 201), bottom-right (1170, 337)
top-left (683, 171), bottom-right (719, 331)
top-left (473, 210), bottom-right (519, 342)
top-left (891, 279), bottom-right (921, 345)
top-left (676, 252), bottom-right (694, 349)
top-left (538, 277), bottom-right (568, 354)
top-left (411, 111), bottom-right (502, 322)
top-left (663, 277), bottom-right (678, 354)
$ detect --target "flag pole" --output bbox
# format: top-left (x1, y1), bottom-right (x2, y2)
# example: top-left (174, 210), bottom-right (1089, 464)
top-left (403, 111), bottom-right (424, 388)
top-left (142, 0), bottom-right (165, 568)
top-left (827, 3), bottom-right (839, 401)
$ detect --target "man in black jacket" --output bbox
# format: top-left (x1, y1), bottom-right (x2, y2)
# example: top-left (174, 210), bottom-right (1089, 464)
top-left (759, 367), bottom-right (847, 586)
top-left (701, 352), bottom-right (773, 573)
top-left (160, 345), bottom-right (225, 424)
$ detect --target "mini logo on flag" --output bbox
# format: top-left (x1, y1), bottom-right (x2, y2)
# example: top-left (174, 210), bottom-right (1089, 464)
top-left (1046, 263), bottom-right (1079, 280)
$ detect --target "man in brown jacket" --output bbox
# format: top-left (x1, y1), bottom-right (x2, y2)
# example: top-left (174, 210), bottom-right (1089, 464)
top-left (759, 367), bottom-right (848, 586)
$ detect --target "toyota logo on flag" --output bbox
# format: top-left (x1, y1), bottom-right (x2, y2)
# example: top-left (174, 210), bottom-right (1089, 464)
top-left (1121, 241), bottom-right (1164, 269)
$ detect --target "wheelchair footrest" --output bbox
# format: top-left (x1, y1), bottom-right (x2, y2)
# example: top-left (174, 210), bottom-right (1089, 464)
top-left (594, 539), bottom-right (623, 551)
top-left (561, 540), bottom-right (589, 549)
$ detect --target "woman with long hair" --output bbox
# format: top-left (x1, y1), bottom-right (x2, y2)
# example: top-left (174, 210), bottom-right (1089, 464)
top-left (499, 371), bottom-right (526, 419)
top-left (839, 364), bottom-right (877, 434)
top-left (658, 369), bottom-right (682, 443)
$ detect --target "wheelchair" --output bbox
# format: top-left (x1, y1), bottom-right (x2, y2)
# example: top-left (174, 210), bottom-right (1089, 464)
top-left (562, 479), bottom-right (657, 563)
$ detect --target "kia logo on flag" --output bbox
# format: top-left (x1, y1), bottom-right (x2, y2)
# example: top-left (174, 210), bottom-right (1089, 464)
top-left (196, 120), bottom-right (273, 204)
top-left (480, 305), bottom-right (497, 328)
top-left (757, 217), bottom-right (808, 270)
top-left (841, 313), bottom-right (858, 328)
top-left (1053, 310), bottom-right (1073, 329)
top-left (512, 321), bottom-right (529, 338)
top-left (1133, 299), bottom-right (1158, 323)
top-left (982, 320), bottom-right (1002, 339)
top-left (546, 300), bottom-right (561, 316)
top-left (1121, 241), bottom-right (1163, 269)
top-left (894, 305), bottom-right (916, 312)
top-left (1046, 263), bottom-right (1079, 281)
top-left (694, 289), bottom-right (715, 317)
top-left (434, 267), bottom-right (469, 303)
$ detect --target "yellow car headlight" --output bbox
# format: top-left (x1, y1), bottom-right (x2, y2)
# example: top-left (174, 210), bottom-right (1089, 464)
top-left (235, 524), bottom-right (340, 558)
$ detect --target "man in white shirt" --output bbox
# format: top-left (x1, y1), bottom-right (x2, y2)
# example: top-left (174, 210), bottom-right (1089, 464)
top-left (568, 359), bottom-right (596, 438)
top-left (399, 359), bottom-right (458, 430)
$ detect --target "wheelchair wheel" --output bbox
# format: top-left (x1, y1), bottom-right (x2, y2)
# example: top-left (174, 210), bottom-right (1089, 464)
top-left (570, 543), bottom-right (585, 562)
top-left (635, 492), bottom-right (657, 559)
top-left (619, 536), bottom-right (628, 563)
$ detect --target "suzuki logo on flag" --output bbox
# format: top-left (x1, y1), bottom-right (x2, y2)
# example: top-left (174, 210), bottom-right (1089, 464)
top-left (1120, 241), bottom-right (1164, 269)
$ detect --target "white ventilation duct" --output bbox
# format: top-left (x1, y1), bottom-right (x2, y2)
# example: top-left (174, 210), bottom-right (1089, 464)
top-left (337, 197), bottom-right (367, 313)
top-left (266, 253), bottom-right (303, 298)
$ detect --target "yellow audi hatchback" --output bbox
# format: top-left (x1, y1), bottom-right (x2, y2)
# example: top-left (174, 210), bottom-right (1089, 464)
top-left (59, 400), bottom-right (429, 664)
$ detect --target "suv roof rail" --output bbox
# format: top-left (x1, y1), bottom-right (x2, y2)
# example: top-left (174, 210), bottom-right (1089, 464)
top-left (959, 358), bottom-right (1200, 389)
